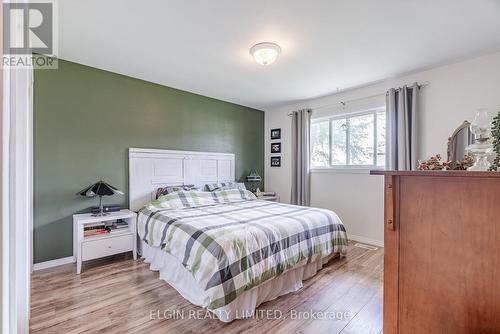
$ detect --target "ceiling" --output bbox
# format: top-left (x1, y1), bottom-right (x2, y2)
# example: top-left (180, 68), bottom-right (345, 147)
top-left (58, 0), bottom-right (500, 110)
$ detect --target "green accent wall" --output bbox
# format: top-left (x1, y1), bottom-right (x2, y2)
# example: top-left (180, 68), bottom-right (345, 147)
top-left (34, 59), bottom-right (264, 263)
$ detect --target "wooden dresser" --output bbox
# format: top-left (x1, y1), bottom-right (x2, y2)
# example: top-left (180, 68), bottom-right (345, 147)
top-left (371, 171), bottom-right (500, 334)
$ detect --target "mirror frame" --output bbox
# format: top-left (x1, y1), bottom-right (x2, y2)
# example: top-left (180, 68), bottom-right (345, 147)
top-left (447, 120), bottom-right (471, 162)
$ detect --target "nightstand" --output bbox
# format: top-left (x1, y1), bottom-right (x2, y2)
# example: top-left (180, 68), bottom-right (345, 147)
top-left (257, 194), bottom-right (280, 202)
top-left (73, 209), bottom-right (137, 274)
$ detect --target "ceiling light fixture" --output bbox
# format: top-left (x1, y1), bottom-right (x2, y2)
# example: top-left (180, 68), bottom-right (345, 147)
top-left (250, 42), bottom-right (281, 65)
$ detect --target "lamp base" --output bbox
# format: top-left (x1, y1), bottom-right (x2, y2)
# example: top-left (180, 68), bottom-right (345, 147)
top-left (91, 195), bottom-right (111, 217)
top-left (466, 143), bottom-right (493, 171)
top-left (91, 211), bottom-right (110, 217)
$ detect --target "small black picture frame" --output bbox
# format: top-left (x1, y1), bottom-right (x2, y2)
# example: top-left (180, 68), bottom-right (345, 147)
top-left (271, 156), bottom-right (281, 167)
top-left (271, 128), bottom-right (281, 140)
top-left (271, 142), bottom-right (281, 154)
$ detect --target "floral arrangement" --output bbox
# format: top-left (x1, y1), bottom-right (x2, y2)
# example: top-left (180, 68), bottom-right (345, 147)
top-left (453, 154), bottom-right (475, 170)
top-left (418, 154), bottom-right (474, 171)
top-left (417, 154), bottom-right (449, 170)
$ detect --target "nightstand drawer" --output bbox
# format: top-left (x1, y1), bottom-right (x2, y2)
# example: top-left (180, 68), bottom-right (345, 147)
top-left (82, 234), bottom-right (134, 261)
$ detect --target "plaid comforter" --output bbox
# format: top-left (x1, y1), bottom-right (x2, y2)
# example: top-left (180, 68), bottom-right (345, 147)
top-left (137, 189), bottom-right (347, 309)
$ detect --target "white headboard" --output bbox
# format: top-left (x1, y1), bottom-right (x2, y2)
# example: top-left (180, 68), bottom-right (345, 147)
top-left (129, 148), bottom-right (235, 211)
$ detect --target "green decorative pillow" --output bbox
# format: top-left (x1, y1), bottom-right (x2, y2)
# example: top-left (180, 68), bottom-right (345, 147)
top-left (155, 184), bottom-right (198, 199)
top-left (154, 189), bottom-right (257, 209)
top-left (205, 182), bottom-right (246, 192)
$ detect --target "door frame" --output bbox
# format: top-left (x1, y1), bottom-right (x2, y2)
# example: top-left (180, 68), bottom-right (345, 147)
top-left (1, 1), bottom-right (34, 332)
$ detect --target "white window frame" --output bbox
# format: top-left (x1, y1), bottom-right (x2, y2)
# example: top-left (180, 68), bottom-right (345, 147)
top-left (310, 107), bottom-right (386, 172)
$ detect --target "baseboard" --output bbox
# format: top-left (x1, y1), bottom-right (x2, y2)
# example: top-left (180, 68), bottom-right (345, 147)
top-left (347, 233), bottom-right (384, 248)
top-left (33, 256), bottom-right (74, 271)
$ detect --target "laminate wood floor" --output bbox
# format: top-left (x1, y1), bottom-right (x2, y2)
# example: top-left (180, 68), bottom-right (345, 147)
top-left (31, 241), bottom-right (383, 334)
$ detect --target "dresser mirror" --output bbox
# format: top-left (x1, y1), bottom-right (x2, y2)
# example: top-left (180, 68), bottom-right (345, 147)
top-left (447, 120), bottom-right (472, 167)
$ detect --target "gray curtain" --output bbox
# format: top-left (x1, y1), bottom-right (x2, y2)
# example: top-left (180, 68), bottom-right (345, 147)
top-left (291, 109), bottom-right (311, 206)
top-left (386, 83), bottom-right (419, 170)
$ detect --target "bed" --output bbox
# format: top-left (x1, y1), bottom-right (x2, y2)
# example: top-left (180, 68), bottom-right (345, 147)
top-left (129, 148), bottom-right (348, 322)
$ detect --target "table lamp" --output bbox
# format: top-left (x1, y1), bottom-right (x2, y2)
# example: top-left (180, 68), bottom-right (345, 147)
top-left (246, 169), bottom-right (262, 193)
top-left (76, 180), bottom-right (124, 216)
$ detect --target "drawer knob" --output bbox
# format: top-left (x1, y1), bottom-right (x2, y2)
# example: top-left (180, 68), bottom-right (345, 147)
top-left (387, 219), bottom-right (394, 230)
top-left (108, 246), bottom-right (112, 249)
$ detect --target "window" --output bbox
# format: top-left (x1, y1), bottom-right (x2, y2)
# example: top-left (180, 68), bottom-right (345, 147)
top-left (310, 109), bottom-right (386, 169)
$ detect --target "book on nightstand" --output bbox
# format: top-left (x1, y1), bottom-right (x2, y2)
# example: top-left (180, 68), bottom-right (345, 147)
top-left (83, 219), bottom-right (129, 237)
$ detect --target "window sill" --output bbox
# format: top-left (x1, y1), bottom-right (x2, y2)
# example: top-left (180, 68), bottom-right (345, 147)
top-left (310, 168), bottom-right (384, 175)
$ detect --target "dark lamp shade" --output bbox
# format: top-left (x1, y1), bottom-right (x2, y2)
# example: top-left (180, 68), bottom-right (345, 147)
top-left (76, 180), bottom-right (124, 197)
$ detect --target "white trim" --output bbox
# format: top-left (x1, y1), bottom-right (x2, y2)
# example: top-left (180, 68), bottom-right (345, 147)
top-left (129, 147), bottom-right (235, 158)
top-left (0, 4), bottom-right (7, 332)
top-left (347, 233), bottom-right (384, 248)
top-left (33, 257), bottom-right (74, 271)
top-left (1, 3), bottom-right (33, 332)
top-left (311, 168), bottom-right (379, 174)
top-left (311, 106), bottom-right (386, 121)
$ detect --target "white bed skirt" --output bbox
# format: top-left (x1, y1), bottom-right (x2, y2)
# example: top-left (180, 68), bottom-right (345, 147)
top-left (140, 240), bottom-right (337, 322)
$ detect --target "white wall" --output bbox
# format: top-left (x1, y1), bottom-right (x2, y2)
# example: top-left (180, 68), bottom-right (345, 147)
top-left (265, 52), bottom-right (500, 246)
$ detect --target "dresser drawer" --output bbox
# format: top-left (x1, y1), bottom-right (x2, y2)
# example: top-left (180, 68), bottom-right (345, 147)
top-left (82, 234), bottom-right (134, 261)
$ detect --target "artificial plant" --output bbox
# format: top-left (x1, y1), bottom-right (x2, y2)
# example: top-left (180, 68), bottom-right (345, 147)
top-left (490, 111), bottom-right (500, 171)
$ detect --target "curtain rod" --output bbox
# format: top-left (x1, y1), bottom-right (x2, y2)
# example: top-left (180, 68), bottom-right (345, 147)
top-left (286, 81), bottom-right (429, 116)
